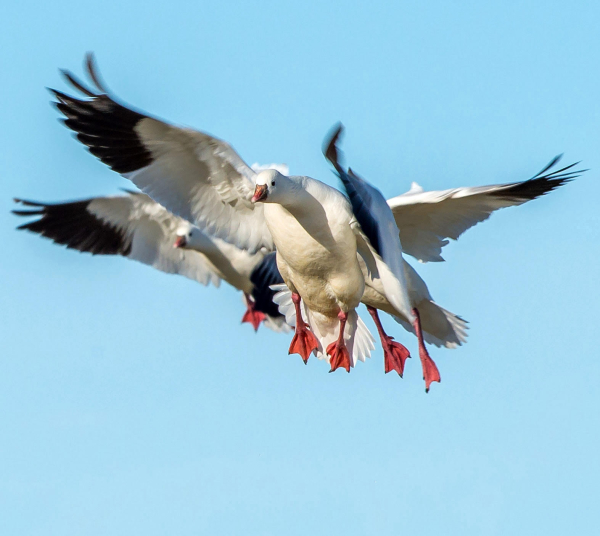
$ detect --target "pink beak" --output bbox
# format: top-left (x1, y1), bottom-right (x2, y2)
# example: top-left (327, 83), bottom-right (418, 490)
top-left (251, 184), bottom-right (268, 203)
top-left (173, 236), bottom-right (187, 248)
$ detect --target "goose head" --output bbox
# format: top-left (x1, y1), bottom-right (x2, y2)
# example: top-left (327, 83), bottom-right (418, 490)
top-left (173, 224), bottom-right (203, 251)
top-left (252, 169), bottom-right (293, 204)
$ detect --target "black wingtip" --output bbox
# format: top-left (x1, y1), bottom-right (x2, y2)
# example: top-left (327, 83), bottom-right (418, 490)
top-left (46, 87), bottom-right (61, 99)
top-left (84, 51), bottom-right (109, 93)
top-left (533, 156), bottom-right (587, 183)
top-left (12, 209), bottom-right (43, 216)
top-left (11, 197), bottom-right (133, 256)
top-left (491, 155), bottom-right (586, 202)
top-left (537, 154), bottom-right (563, 177)
top-left (49, 56), bottom-right (154, 175)
top-left (60, 69), bottom-right (97, 97)
top-left (119, 187), bottom-right (142, 196)
top-left (323, 122), bottom-right (344, 171)
top-left (13, 198), bottom-right (44, 207)
top-left (531, 154), bottom-right (586, 182)
top-left (348, 167), bottom-right (358, 180)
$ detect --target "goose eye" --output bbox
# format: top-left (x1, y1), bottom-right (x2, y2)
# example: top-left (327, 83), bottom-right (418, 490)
top-left (271, 180), bottom-right (275, 186)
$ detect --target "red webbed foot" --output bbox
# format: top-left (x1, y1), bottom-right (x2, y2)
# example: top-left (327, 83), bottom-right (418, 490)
top-left (327, 341), bottom-right (351, 373)
top-left (367, 306), bottom-right (410, 377)
top-left (241, 294), bottom-right (266, 331)
top-left (412, 307), bottom-right (441, 392)
top-left (383, 336), bottom-right (411, 377)
top-left (289, 328), bottom-right (319, 363)
top-left (288, 293), bottom-right (319, 363)
top-left (418, 343), bottom-right (441, 393)
top-left (327, 310), bottom-right (351, 373)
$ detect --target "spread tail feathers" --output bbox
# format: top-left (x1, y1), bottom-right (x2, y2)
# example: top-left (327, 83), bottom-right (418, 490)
top-left (395, 300), bottom-right (468, 348)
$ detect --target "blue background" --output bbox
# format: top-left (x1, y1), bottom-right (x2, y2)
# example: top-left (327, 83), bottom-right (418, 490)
top-left (1, 1), bottom-right (599, 534)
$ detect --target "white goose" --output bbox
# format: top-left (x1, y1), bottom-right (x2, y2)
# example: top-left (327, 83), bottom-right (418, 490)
top-left (49, 54), bottom-right (582, 387)
top-left (322, 125), bottom-right (582, 388)
top-left (13, 192), bottom-right (290, 332)
top-left (251, 168), bottom-right (397, 371)
top-left (50, 54), bottom-right (420, 371)
top-left (323, 125), bottom-right (456, 388)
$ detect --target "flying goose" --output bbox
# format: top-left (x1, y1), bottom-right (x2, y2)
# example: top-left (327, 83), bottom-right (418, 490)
top-left (49, 54), bottom-right (582, 387)
top-left (323, 125), bottom-right (583, 389)
top-left (324, 125), bottom-right (447, 389)
top-left (49, 54), bottom-right (420, 372)
top-left (13, 192), bottom-right (289, 332)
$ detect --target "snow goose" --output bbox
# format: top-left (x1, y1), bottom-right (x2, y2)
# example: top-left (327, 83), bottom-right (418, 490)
top-left (13, 192), bottom-right (289, 332)
top-left (251, 168), bottom-right (380, 371)
top-left (324, 125), bottom-right (583, 389)
top-left (50, 54), bottom-right (379, 371)
top-left (324, 125), bottom-right (450, 390)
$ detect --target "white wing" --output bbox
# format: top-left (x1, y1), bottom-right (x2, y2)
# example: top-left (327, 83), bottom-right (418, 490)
top-left (387, 156), bottom-right (582, 262)
top-left (51, 53), bottom-right (273, 253)
top-left (13, 192), bottom-right (221, 287)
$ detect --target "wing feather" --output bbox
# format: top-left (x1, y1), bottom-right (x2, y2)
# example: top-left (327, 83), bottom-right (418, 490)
top-left (51, 53), bottom-right (272, 253)
top-left (324, 124), bottom-right (413, 321)
top-left (13, 193), bottom-right (221, 287)
top-left (387, 156), bottom-right (584, 262)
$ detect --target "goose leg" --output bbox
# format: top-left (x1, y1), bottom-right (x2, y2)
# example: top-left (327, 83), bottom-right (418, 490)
top-left (288, 293), bottom-right (319, 363)
top-left (241, 293), bottom-right (266, 331)
top-left (412, 307), bottom-right (441, 392)
top-left (367, 306), bottom-right (411, 377)
top-left (327, 310), bottom-right (351, 373)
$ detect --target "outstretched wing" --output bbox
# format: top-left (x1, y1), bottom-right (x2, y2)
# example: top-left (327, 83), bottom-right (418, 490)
top-left (324, 124), bottom-right (413, 321)
top-left (50, 53), bottom-right (273, 253)
top-left (13, 192), bottom-right (221, 287)
top-left (387, 156), bottom-right (583, 262)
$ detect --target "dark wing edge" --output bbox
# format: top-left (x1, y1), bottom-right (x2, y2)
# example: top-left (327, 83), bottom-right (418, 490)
top-left (50, 52), bottom-right (154, 174)
top-left (12, 198), bottom-right (132, 256)
top-left (249, 252), bottom-right (285, 318)
top-left (323, 123), bottom-right (382, 254)
top-left (490, 155), bottom-right (585, 202)
top-left (323, 122), bottom-right (345, 173)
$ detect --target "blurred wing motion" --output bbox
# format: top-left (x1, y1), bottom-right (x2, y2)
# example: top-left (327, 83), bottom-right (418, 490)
top-left (51, 53), bottom-right (272, 253)
top-left (324, 124), bottom-right (413, 321)
top-left (13, 192), bottom-right (221, 287)
top-left (388, 156), bottom-right (584, 262)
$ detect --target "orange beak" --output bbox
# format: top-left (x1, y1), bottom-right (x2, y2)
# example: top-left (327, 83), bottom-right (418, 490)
top-left (251, 184), bottom-right (268, 203)
top-left (173, 236), bottom-right (187, 248)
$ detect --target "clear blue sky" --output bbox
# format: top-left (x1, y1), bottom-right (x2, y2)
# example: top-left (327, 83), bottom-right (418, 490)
top-left (1, 1), bottom-right (599, 534)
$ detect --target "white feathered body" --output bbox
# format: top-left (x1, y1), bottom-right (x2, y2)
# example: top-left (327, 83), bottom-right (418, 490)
top-left (264, 178), bottom-right (364, 317)
top-left (186, 229), bottom-right (265, 293)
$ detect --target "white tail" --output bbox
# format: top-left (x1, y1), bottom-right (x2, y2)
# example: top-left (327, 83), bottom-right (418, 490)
top-left (395, 299), bottom-right (468, 348)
